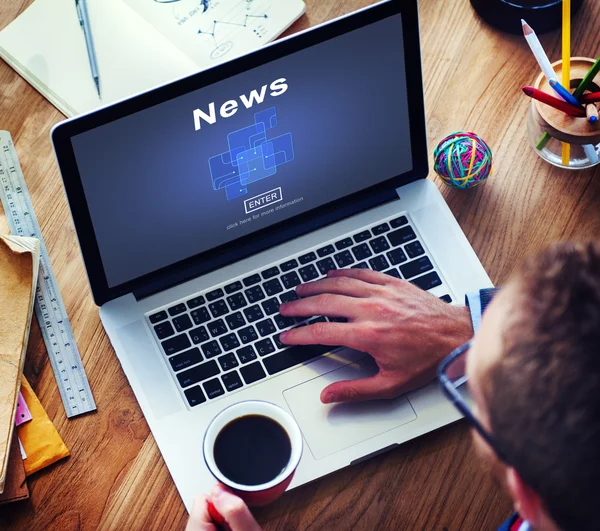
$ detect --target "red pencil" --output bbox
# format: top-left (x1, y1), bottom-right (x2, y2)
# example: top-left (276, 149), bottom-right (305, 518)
top-left (580, 91), bottom-right (600, 104)
top-left (522, 86), bottom-right (586, 117)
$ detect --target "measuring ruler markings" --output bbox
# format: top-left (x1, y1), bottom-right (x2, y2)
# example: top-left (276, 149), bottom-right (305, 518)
top-left (0, 131), bottom-right (96, 418)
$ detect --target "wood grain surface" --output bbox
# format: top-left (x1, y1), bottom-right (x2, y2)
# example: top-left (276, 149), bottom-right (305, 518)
top-left (1, 0), bottom-right (599, 529)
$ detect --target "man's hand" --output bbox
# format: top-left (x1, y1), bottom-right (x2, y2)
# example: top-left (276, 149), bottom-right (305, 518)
top-left (279, 268), bottom-right (472, 404)
top-left (186, 485), bottom-right (262, 531)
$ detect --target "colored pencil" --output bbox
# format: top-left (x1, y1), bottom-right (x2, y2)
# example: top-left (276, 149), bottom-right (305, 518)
top-left (573, 57), bottom-right (600, 100)
top-left (549, 79), bottom-right (581, 107)
top-left (583, 144), bottom-right (599, 164)
top-left (521, 20), bottom-right (557, 84)
top-left (561, 0), bottom-right (571, 165)
top-left (580, 92), bottom-right (600, 104)
top-left (522, 86), bottom-right (586, 116)
top-left (586, 104), bottom-right (599, 123)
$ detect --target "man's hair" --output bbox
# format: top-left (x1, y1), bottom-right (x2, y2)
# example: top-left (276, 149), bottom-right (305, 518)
top-left (486, 241), bottom-right (600, 531)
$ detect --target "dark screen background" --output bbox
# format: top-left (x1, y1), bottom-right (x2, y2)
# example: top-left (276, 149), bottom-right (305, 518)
top-left (71, 14), bottom-right (412, 288)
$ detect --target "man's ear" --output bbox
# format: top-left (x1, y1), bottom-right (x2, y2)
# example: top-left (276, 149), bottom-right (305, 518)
top-left (505, 467), bottom-right (542, 526)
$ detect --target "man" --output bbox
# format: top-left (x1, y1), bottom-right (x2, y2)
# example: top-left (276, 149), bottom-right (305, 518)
top-left (187, 241), bottom-right (600, 531)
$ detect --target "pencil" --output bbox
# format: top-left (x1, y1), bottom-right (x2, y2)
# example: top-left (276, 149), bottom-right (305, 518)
top-left (581, 92), bottom-right (600, 104)
top-left (586, 104), bottom-right (599, 123)
top-left (573, 57), bottom-right (600, 100)
top-left (521, 20), bottom-right (557, 84)
top-left (549, 79), bottom-right (581, 107)
top-left (561, 0), bottom-right (571, 165)
top-left (522, 86), bottom-right (586, 116)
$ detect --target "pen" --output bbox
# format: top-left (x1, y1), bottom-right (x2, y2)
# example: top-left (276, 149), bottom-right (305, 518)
top-left (522, 86), bottom-right (586, 117)
top-left (75, 0), bottom-right (101, 98)
top-left (549, 79), bottom-right (581, 108)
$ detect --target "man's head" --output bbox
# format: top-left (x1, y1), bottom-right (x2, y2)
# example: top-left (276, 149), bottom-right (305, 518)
top-left (467, 241), bottom-right (600, 531)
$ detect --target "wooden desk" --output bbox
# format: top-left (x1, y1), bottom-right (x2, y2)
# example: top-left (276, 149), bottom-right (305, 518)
top-left (1, 0), bottom-right (599, 529)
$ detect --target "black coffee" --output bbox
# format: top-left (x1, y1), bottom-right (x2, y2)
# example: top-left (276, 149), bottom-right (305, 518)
top-left (213, 414), bottom-right (292, 486)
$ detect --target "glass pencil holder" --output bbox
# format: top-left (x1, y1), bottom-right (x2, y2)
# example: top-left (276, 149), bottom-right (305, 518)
top-left (527, 57), bottom-right (600, 170)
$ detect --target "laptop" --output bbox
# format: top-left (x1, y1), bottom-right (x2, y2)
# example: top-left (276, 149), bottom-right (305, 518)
top-left (51, 0), bottom-right (492, 511)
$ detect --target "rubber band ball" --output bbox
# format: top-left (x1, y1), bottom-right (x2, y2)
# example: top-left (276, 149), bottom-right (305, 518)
top-left (433, 132), bottom-right (493, 189)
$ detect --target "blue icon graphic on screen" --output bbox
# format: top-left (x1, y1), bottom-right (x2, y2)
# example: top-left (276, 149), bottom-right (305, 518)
top-left (209, 108), bottom-right (294, 200)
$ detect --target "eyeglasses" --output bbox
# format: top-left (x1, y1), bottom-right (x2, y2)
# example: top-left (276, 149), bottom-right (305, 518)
top-left (437, 340), bottom-right (509, 464)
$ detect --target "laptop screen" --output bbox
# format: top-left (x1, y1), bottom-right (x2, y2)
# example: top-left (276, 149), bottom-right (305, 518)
top-left (70, 13), bottom-right (412, 289)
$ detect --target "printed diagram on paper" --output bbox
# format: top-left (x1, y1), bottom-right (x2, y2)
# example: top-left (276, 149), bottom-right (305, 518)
top-left (124, 0), bottom-right (295, 67)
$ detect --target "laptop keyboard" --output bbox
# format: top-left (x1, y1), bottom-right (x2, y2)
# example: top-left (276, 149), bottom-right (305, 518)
top-left (147, 214), bottom-right (453, 409)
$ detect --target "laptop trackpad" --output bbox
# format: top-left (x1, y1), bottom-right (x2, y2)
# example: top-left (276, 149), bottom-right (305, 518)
top-left (283, 356), bottom-right (417, 460)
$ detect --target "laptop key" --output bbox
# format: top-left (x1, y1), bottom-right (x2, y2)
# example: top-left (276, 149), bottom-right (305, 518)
top-left (405, 240), bottom-right (425, 259)
top-left (264, 278), bottom-right (283, 297)
top-left (387, 248), bottom-right (408, 265)
top-left (351, 243), bottom-right (373, 261)
top-left (353, 230), bottom-right (371, 243)
top-left (191, 307), bottom-right (211, 325)
top-left (227, 292), bottom-right (247, 310)
top-left (334, 250), bottom-right (355, 268)
top-left (177, 359), bottom-right (220, 387)
top-left (236, 345), bottom-right (258, 364)
top-left (162, 334), bottom-right (191, 356)
top-left (262, 297), bottom-right (280, 315)
top-left (317, 244), bottom-right (335, 257)
top-left (263, 344), bottom-right (334, 375)
top-left (256, 318), bottom-right (277, 337)
top-left (384, 268), bottom-right (402, 279)
top-left (189, 326), bottom-right (210, 345)
top-left (280, 290), bottom-right (300, 303)
top-left (222, 371), bottom-right (243, 392)
top-left (224, 281), bottom-right (243, 294)
top-left (368, 255), bottom-right (389, 272)
top-left (370, 236), bottom-right (390, 254)
top-left (352, 262), bottom-right (369, 269)
top-left (411, 271), bottom-right (442, 291)
top-left (168, 303), bottom-right (186, 317)
top-left (243, 274), bottom-right (261, 287)
top-left (173, 314), bottom-right (193, 333)
top-left (281, 271), bottom-right (301, 289)
top-left (440, 294), bottom-right (453, 303)
top-left (262, 266), bottom-right (280, 279)
top-left (400, 257), bottom-right (433, 280)
top-left (218, 352), bottom-right (239, 371)
top-left (244, 304), bottom-right (264, 322)
top-left (219, 333), bottom-right (240, 352)
top-left (256, 338), bottom-right (276, 357)
top-left (273, 333), bottom-right (286, 350)
top-left (154, 321), bottom-right (174, 340)
top-left (316, 257), bottom-right (337, 275)
top-left (280, 259), bottom-right (298, 271)
top-left (388, 226), bottom-right (417, 247)
top-left (225, 312), bottom-right (246, 330)
top-left (208, 319), bottom-right (228, 337)
top-left (240, 362), bottom-right (266, 384)
top-left (274, 314), bottom-right (295, 330)
top-left (372, 222), bottom-right (390, 235)
top-left (203, 378), bottom-right (225, 399)
top-left (390, 215), bottom-right (408, 228)
top-left (186, 296), bottom-right (205, 309)
top-left (149, 310), bottom-right (168, 324)
top-left (209, 299), bottom-right (228, 318)
top-left (184, 386), bottom-right (206, 407)
top-left (298, 252), bottom-right (316, 265)
top-left (335, 237), bottom-right (354, 250)
top-left (206, 288), bottom-right (224, 302)
top-left (299, 264), bottom-right (319, 282)
top-left (245, 285), bottom-right (266, 303)
top-left (201, 340), bottom-right (222, 359)
top-left (169, 347), bottom-right (203, 372)
top-left (238, 325), bottom-right (258, 344)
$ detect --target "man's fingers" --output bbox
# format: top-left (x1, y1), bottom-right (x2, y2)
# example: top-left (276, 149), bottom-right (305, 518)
top-left (210, 485), bottom-right (262, 531)
top-left (295, 276), bottom-right (385, 299)
top-left (186, 495), bottom-right (216, 531)
top-left (280, 322), bottom-right (361, 349)
top-left (327, 268), bottom-right (392, 285)
top-left (320, 373), bottom-right (404, 404)
top-left (279, 293), bottom-right (360, 319)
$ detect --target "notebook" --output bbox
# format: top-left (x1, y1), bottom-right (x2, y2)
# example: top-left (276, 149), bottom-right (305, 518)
top-left (0, 0), bottom-right (305, 117)
top-left (0, 235), bottom-right (40, 494)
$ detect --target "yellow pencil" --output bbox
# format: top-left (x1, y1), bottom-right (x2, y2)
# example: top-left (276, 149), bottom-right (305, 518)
top-left (562, 0), bottom-right (571, 166)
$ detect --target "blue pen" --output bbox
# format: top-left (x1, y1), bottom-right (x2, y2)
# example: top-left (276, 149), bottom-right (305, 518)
top-left (549, 79), bottom-right (581, 108)
top-left (75, 0), bottom-right (101, 98)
